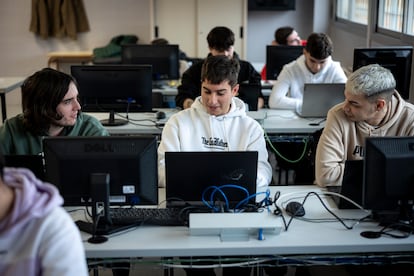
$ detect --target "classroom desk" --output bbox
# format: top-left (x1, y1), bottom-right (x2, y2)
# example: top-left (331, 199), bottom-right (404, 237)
top-left (75, 185), bottom-right (414, 265)
top-left (0, 77), bottom-right (25, 122)
top-left (47, 51), bottom-right (94, 70)
top-left (88, 108), bottom-right (325, 136)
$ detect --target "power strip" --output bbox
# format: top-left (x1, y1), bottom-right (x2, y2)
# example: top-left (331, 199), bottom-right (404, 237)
top-left (189, 211), bottom-right (282, 241)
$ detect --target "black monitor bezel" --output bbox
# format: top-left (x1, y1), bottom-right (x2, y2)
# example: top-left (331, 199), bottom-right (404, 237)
top-left (363, 136), bottom-right (414, 223)
top-left (121, 44), bottom-right (180, 81)
top-left (42, 135), bottom-right (159, 207)
top-left (266, 45), bottom-right (304, 80)
top-left (71, 64), bottom-right (153, 113)
top-left (352, 46), bottom-right (413, 100)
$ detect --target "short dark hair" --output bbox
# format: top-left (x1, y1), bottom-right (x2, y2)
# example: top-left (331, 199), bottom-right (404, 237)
top-left (206, 26), bottom-right (235, 52)
top-left (201, 55), bottom-right (240, 88)
top-left (21, 68), bottom-right (77, 135)
top-left (274, 26), bottom-right (295, 45)
top-left (305, 32), bottom-right (333, 60)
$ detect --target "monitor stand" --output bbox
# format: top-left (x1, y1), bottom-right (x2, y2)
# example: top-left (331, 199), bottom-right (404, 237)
top-left (100, 110), bottom-right (128, 126)
top-left (375, 201), bottom-right (414, 233)
top-left (78, 173), bottom-right (137, 243)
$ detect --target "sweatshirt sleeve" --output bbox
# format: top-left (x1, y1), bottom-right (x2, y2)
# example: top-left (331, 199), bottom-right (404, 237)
top-left (176, 61), bottom-right (203, 109)
top-left (268, 68), bottom-right (301, 109)
top-left (39, 208), bottom-right (88, 276)
top-left (315, 110), bottom-right (346, 187)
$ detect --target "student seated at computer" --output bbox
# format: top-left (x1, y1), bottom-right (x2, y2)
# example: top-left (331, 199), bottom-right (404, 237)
top-left (261, 26), bottom-right (306, 81)
top-left (0, 68), bottom-right (108, 155)
top-left (315, 64), bottom-right (414, 187)
top-left (175, 26), bottom-right (264, 110)
top-left (268, 32), bottom-right (347, 110)
top-left (157, 55), bottom-right (272, 276)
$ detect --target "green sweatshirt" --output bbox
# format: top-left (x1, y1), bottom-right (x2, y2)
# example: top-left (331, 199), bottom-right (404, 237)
top-left (0, 113), bottom-right (109, 155)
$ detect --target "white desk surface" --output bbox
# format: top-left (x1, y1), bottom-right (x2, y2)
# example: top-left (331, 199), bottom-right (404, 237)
top-left (0, 77), bottom-right (25, 93)
top-left (88, 108), bottom-right (324, 135)
top-left (153, 86), bottom-right (272, 97)
top-left (74, 185), bottom-right (414, 259)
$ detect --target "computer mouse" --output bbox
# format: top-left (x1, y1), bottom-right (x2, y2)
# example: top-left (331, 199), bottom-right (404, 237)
top-left (285, 201), bottom-right (305, 217)
top-left (155, 111), bottom-right (166, 120)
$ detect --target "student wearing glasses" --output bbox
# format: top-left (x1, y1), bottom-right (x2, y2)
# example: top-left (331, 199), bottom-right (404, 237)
top-left (261, 26), bottom-right (306, 81)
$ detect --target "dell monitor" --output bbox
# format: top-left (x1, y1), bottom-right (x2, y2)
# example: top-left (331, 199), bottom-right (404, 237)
top-left (121, 44), bottom-right (180, 85)
top-left (266, 45), bottom-right (304, 80)
top-left (363, 136), bottom-right (414, 229)
top-left (353, 46), bottom-right (413, 99)
top-left (71, 64), bottom-right (153, 126)
top-left (43, 136), bottom-right (158, 239)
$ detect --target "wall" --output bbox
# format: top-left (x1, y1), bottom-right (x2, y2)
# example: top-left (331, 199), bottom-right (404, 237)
top-left (1, 0), bottom-right (411, 108)
top-left (0, 0), bottom-right (153, 105)
top-left (246, 0), bottom-right (315, 64)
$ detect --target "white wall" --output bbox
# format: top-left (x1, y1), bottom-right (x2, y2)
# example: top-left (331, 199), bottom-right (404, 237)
top-left (2, 0), bottom-right (411, 107)
top-left (0, 0), bottom-right (152, 105)
top-left (246, 0), bottom-right (314, 63)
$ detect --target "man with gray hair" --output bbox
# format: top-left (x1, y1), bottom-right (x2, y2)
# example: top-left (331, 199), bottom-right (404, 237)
top-left (315, 63), bottom-right (414, 187)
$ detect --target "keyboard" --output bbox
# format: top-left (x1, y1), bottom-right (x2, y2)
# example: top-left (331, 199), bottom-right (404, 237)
top-left (109, 207), bottom-right (187, 226)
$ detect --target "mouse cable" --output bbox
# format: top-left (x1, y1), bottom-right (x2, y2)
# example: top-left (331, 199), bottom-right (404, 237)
top-left (302, 192), bottom-right (367, 230)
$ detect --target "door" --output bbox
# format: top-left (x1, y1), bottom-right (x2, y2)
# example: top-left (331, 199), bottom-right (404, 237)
top-left (153, 0), bottom-right (246, 58)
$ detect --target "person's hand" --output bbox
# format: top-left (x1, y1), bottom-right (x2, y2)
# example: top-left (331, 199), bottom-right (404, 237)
top-left (183, 98), bottom-right (194, 109)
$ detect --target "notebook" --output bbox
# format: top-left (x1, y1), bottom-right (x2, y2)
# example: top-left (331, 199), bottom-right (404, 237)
top-left (296, 83), bottom-right (345, 117)
top-left (327, 160), bottom-right (363, 209)
top-left (4, 154), bottom-right (46, 181)
top-left (165, 151), bottom-right (258, 210)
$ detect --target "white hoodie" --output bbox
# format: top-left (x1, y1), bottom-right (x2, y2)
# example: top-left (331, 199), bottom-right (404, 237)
top-left (158, 96), bottom-right (272, 189)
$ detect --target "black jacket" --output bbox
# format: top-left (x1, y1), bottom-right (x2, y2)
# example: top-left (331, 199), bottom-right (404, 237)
top-left (175, 53), bottom-right (262, 109)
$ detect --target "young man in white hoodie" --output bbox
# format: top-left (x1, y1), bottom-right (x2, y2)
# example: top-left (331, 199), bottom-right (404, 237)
top-left (268, 32), bottom-right (347, 110)
top-left (158, 54), bottom-right (272, 190)
top-left (157, 54), bottom-right (272, 276)
top-left (0, 151), bottom-right (88, 275)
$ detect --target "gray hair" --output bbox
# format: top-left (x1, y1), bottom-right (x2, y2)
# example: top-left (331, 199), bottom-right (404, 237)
top-left (345, 64), bottom-right (395, 102)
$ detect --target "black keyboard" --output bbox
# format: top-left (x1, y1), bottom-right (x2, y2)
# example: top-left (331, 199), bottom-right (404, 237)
top-left (109, 207), bottom-right (187, 226)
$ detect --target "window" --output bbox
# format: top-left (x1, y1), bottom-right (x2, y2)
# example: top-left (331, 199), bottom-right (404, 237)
top-left (337, 0), bottom-right (414, 37)
top-left (336, 0), bottom-right (369, 25)
top-left (378, 0), bottom-right (414, 35)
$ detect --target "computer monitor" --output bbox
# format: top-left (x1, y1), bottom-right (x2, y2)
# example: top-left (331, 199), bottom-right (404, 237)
top-left (353, 46), bottom-right (413, 99)
top-left (363, 136), bottom-right (414, 228)
top-left (71, 64), bottom-right (153, 126)
top-left (121, 44), bottom-right (180, 83)
top-left (266, 45), bottom-right (304, 80)
top-left (43, 135), bottom-right (158, 224)
top-left (165, 151), bottom-right (258, 211)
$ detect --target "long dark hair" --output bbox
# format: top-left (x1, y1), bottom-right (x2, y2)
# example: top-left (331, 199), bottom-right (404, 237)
top-left (21, 68), bottom-right (77, 135)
